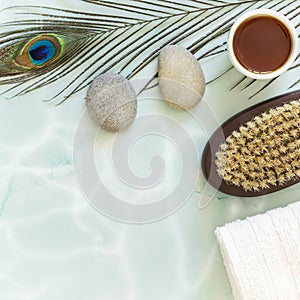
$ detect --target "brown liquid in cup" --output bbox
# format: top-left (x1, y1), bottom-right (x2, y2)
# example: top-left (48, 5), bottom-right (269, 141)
top-left (233, 16), bottom-right (292, 73)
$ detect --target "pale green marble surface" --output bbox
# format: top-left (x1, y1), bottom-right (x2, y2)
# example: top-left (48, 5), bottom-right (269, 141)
top-left (0, 1), bottom-right (300, 299)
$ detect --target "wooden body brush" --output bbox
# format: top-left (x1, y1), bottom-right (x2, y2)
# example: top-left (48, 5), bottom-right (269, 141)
top-left (202, 90), bottom-right (300, 197)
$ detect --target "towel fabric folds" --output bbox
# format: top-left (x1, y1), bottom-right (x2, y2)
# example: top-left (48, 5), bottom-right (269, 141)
top-left (215, 201), bottom-right (300, 300)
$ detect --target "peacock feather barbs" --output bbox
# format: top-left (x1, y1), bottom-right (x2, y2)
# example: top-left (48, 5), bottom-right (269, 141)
top-left (0, 1), bottom-right (299, 102)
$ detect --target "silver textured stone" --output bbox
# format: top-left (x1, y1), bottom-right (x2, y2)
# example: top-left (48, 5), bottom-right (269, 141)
top-left (86, 73), bottom-right (137, 132)
top-left (158, 45), bottom-right (206, 110)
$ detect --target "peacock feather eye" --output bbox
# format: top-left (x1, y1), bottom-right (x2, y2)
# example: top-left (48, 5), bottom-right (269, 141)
top-left (13, 35), bottom-right (63, 69)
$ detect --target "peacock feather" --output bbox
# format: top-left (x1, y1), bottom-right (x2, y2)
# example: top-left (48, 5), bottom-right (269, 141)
top-left (0, 0), bottom-right (299, 103)
top-left (1, 34), bottom-right (63, 74)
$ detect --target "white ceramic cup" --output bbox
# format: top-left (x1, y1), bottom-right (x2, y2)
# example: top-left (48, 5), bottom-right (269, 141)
top-left (228, 9), bottom-right (298, 80)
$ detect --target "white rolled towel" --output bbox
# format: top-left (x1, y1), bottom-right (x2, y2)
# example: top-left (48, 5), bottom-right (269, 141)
top-left (215, 201), bottom-right (300, 300)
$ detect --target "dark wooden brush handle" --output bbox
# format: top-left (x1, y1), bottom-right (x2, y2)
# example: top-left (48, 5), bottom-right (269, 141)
top-left (202, 89), bottom-right (300, 197)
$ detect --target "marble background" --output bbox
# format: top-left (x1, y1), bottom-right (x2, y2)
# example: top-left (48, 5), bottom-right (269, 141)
top-left (0, 0), bottom-right (300, 299)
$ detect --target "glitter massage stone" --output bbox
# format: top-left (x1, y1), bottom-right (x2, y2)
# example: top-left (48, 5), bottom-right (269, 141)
top-left (158, 45), bottom-right (206, 110)
top-left (86, 73), bottom-right (137, 132)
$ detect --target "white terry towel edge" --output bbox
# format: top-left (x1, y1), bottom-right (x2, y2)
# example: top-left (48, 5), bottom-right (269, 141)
top-left (215, 202), bottom-right (300, 300)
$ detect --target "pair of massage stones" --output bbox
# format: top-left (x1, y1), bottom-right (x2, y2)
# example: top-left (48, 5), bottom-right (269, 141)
top-left (86, 43), bottom-right (300, 198)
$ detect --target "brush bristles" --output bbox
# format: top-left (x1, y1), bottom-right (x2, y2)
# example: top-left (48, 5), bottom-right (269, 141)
top-left (215, 100), bottom-right (300, 192)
